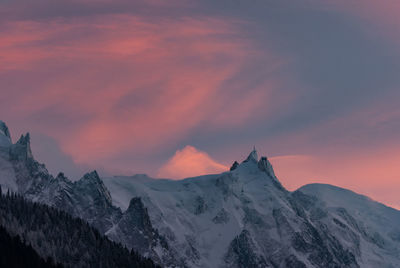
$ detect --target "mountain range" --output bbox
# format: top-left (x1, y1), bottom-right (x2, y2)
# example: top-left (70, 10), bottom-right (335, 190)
top-left (0, 120), bottom-right (399, 268)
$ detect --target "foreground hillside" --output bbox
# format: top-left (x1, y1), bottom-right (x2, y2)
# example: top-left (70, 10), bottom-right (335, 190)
top-left (0, 188), bottom-right (158, 268)
top-left (0, 224), bottom-right (61, 268)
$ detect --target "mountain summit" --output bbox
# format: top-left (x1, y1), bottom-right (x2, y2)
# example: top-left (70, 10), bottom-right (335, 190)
top-left (244, 146), bottom-right (258, 163)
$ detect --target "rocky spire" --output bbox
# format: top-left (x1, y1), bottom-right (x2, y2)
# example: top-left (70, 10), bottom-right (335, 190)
top-left (243, 146), bottom-right (258, 163)
top-left (10, 133), bottom-right (33, 161)
top-left (125, 197), bottom-right (153, 230)
top-left (0, 121), bottom-right (11, 138)
top-left (258, 156), bottom-right (276, 178)
top-left (0, 120), bottom-right (12, 147)
top-left (230, 161), bottom-right (239, 171)
top-left (76, 170), bottom-right (113, 205)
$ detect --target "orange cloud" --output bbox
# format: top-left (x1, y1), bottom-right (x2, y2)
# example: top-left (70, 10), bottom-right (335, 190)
top-left (0, 14), bottom-right (284, 170)
top-left (158, 145), bottom-right (228, 179)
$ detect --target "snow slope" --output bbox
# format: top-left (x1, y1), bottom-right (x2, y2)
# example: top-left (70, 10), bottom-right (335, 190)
top-left (299, 184), bottom-right (400, 267)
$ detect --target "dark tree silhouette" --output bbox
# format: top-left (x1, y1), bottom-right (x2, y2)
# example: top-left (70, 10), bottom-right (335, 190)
top-left (0, 189), bottom-right (159, 268)
top-left (0, 225), bottom-right (62, 268)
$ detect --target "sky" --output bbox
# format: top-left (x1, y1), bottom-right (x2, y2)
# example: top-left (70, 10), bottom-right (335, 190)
top-left (1, 0), bottom-right (400, 209)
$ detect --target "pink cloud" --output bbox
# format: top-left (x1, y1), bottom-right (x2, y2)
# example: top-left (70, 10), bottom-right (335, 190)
top-left (158, 145), bottom-right (228, 179)
top-left (0, 14), bottom-right (285, 171)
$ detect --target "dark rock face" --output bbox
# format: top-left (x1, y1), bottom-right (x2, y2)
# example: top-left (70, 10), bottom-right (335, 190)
top-left (70, 171), bottom-right (121, 232)
top-left (108, 197), bottom-right (160, 253)
top-left (10, 133), bottom-right (33, 161)
top-left (0, 121), bottom-right (11, 139)
top-left (230, 161), bottom-right (239, 171)
top-left (243, 207), bottom-right (264, 226)
top-left (257, 157), bottom-right (275, 178)
top-left (0, 121), bottom-right (12, 148)
top-left (284, 255), bottom-right (307, 268)
top-left (225, 230), bottom-right (268, 268)
top-left (126, 198), bottom-right (154, 229)
top-left (9, 133), bottom-right (53, 196)
top-left (213, 208), bottom-right (229, 224)
top-left (107, 197), bottom-right (180, 266)
top-left (194, 196), bottom-right (207, 215)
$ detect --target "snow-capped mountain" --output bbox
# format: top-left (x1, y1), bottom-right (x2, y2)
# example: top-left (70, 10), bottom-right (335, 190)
top-left (1, 120), bottom-right (400, 267)
top-left (103, 151), bottom-right (400, 267)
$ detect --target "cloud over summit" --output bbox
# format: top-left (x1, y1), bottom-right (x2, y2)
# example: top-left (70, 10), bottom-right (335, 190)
top-left (158, 146), bottom-right (228, 179)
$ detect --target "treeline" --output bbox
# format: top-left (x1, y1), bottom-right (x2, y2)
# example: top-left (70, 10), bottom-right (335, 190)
top-left (0, 225), bottom-right (62, 268)
top-left (0, 187), bottom-right (159, 268)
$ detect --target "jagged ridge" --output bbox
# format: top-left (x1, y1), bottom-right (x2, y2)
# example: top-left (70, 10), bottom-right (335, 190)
top-left (0, 121), bottom-right (175, 265)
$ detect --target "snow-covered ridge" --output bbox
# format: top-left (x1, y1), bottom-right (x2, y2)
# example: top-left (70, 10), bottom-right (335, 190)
top-left (0, 120), bottom-right (400, 268)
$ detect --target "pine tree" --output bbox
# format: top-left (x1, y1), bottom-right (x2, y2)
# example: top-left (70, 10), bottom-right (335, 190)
top-left (0, 191), bottom-right (159, 268)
